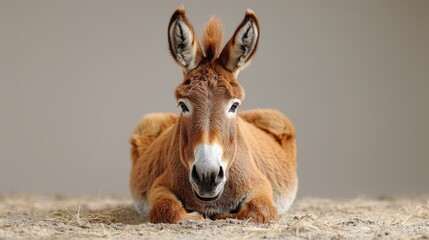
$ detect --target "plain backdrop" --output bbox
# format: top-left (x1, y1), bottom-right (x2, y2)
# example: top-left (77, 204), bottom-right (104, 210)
top-left (1, 0), bottom-right (428, 197)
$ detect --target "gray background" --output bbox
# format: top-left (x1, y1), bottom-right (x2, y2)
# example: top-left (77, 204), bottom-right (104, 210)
top-left (1, 0), bottom-right (428, 197)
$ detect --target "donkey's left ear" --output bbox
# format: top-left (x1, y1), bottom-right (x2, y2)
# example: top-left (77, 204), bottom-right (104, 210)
top-left (219, 9), bottom-right (259, 75)
top-left (168, 8), bottom-right (203, 72)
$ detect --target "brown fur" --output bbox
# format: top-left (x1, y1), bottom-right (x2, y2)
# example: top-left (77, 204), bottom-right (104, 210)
top-left (203, 17), bottom-right (224, 60)
top-left (219, 9), bottom-right (260, 72)
top-left (130, 8), bottom-right (297, 224)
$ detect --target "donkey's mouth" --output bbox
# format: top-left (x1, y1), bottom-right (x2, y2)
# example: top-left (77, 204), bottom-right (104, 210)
top-left (193, 189), bottom-right (222, 202)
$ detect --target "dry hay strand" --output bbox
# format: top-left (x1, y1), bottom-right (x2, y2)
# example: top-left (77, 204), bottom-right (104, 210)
top-left (46, 203), bottom-right (144, 225)
top-left (399, 200), bottom-right (429, 225)
top-left (285, 213), bottom-right (342, 235)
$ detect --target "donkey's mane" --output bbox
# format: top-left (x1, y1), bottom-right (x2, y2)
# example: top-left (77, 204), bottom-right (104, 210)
top-left (203, 17), bottom-right (224, 61)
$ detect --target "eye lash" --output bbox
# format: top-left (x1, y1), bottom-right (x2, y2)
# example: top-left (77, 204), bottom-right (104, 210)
top-left (178, 101), bottom-right (190, 113)
top-left (229, 102), bottom-right (240, 113)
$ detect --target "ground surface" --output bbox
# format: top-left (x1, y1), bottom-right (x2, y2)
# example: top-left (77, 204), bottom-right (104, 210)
top-left (0, 195), bottom-right (428, 239)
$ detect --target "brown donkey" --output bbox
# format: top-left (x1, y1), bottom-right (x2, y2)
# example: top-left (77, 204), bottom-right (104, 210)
top-left (130, 8), bottom-right (297, 223)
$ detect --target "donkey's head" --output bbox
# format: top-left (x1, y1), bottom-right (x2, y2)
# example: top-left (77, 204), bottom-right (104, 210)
top-left (168, 8), bottom-right (259, 201)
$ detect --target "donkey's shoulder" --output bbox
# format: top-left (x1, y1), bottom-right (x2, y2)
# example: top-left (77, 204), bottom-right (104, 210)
top-left (130, 113), bottom-right (178, 165)
top-left (239, 109), bottom-right (295, 142)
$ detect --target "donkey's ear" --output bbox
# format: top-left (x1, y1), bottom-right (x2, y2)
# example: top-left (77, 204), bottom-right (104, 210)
top-left (168, 8), bottom-right (203, 72)
top-left (219, 9), bottom-right (259, 75)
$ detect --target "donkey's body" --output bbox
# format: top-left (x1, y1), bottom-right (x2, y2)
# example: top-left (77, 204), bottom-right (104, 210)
top-left (131, 109), bottom-right (297, 218)
top-left (130, 8), bottom-right (297, 223)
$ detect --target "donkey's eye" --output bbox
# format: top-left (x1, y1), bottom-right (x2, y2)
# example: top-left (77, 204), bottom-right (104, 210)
top-left (229, 102), bottom-right (240, 113)
top-left (178, 102), bottom-right (190, 113)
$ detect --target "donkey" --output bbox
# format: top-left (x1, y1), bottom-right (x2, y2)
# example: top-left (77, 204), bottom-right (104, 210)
top-left (130, 8), bottom-right (298, 223)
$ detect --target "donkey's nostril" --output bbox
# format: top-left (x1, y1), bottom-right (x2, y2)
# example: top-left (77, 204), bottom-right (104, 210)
top-left (215, 166), bottom-right (224, 184)
top-left (191, 165), bottom-right (200, 183)
top-left (218, 166), bottom-right (224, 178)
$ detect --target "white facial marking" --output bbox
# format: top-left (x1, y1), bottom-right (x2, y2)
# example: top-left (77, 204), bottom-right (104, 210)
top-left (193, 143), bottom-right (226, 174)
top-left (226, 99), bottom-right (241, 118)
top-left (191, 143), bottom-right (227, 198)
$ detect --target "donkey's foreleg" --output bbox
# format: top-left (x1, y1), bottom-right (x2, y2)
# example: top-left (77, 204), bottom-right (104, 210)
top-left (148, 184), bottom-right (203, 223)
top-left (214, 185), bottom-right (278, 223)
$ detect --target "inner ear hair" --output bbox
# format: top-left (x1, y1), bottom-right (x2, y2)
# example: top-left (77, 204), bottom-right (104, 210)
top-left (235, 19), bottom-right (258, 66)
top-left (168, 8), bottom-right (203, 70)
top-left (219, 9), bottom-right (260, 73)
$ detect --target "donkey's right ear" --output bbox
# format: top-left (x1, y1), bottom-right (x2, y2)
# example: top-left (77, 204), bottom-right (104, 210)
top-left (219, 9), bottom-right (259, 75)
top-left (168, 8), bottom-right (203, 72)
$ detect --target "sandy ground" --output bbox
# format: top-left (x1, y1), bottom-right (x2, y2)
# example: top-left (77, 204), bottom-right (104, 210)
top-left (0, 194), bottom-right (428, 239)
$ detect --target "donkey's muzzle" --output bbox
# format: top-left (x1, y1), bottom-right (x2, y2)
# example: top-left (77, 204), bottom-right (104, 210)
top-left (190, 143), bottom-right (226, 201)
top-left (190, 164), bottom-right (225, 201)
top-left (192, 165), bottom-right (224, 188)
